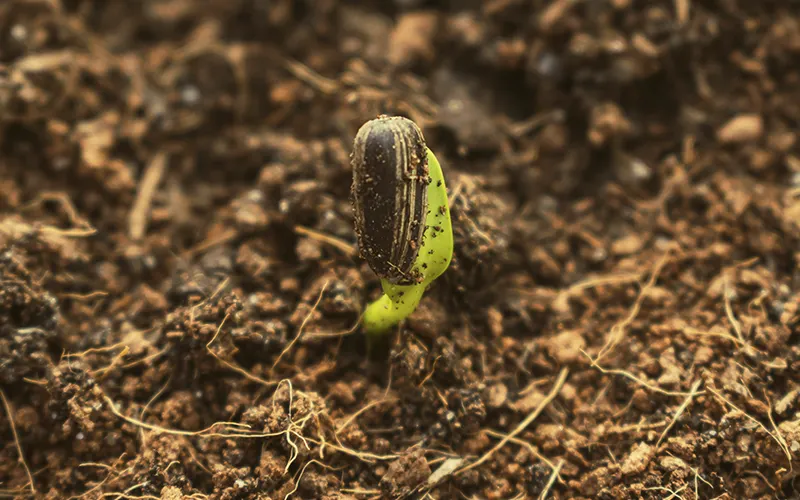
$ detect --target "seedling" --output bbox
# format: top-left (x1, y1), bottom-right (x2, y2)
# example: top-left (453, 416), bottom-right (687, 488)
top-left (351, 115), bottom-right (453, 335)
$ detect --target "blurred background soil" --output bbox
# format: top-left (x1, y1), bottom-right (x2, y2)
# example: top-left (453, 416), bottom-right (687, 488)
top-left (0, 0), bottom-right (799, 499)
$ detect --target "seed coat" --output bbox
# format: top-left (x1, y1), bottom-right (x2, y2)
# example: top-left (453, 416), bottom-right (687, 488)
top-left (351, 116), bottom-right (430, 285)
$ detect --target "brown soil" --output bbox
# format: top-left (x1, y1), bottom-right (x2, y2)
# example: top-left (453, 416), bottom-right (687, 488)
top-left (1, 1), bottom-right (799, 499)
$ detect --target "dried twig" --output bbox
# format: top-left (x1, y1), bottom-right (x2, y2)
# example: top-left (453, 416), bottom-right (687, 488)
top-left (708, 387), bottom-right (792, 468)
top-left (207, 312), bottom-right (278, 387)
top-left (139, 378), bottom-right (171, 448)
top-left (657, 379), bottom-right (703, 448)
top-left (272, 282), bottom-right (329, 369)
top-left (683, 326), bottom-right (751, 348)
top-left (538, 459), bottom-right (563, 500)
top-left (336, 398), bottom-right (398, 434)
top-left (304, 317), bottom-right (362, 340)
top-left (22, 191), bottom-right (94, 230)
top-left (283, 459), bottom-right (318, 500)
top-left (302, 436), bottom-right (397, 462)
top-left (0, 389), bottom-right (35, 493)
top-left (340, 488), bottom-right (381, 495)
top-left (181, 227), bottom-right (238, 260)
top-left (550, 271), bottom-right (642, 317)
top-left (764, 389), bottom-right (793, 472)
top-left (284, 59), bottom-right (339, 95)
top-left (68, 453), bottom-right (129, 500)
top-left (294, 225), bottom-right (357, 256)
top-left (645, 485), bottom-right (688, 499)
top-left (483, 429), bottom-right (559, 473)
top-left (595, 250), bottom-right (672, 363)
top-left (129, 151), bottom-right (168, 241)
top-left (457, 368), bottom-right (568, 474)
top-left (39, 226), bottom-right (97, 238)
top-left (723, 275), bottom-right (745, 344)
top-left (103, 394), bottom-right (275, 438)
top-left (675, 0), bottom-right (690, 24)
top-left (584, 351), bottom-right (700, 397)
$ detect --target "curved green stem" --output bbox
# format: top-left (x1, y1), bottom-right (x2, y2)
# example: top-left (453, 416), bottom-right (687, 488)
top-left (363, 148), bottom-right (453, 335)
top-left (362, 281), bottom-right (426, 335)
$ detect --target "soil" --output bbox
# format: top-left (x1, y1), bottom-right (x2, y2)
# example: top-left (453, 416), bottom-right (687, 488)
top-left (1, 1), bottom-right (799, 499)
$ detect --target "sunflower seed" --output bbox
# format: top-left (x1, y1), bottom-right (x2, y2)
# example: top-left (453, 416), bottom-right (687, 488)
top-left (351, 115), bottom-right (430, 284)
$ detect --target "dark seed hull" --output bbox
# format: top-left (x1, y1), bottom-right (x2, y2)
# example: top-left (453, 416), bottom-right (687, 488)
top-left (351, 116), bottom-right (430, 285)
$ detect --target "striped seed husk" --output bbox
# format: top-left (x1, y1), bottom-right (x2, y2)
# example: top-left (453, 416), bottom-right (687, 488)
top-left (351, 115), bottom-right (430, 285)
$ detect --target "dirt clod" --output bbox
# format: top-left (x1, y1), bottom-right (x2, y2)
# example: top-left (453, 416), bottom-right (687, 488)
top-left (379, 449), bottom-right (431, 498)
top-left (621, 442), bottom-right (655, 476)
top-left (717, 114), bottom-right (764, 144)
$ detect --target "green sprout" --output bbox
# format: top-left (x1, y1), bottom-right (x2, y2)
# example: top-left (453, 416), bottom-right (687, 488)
top-left (350, 116), bottom-right (454, 335)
